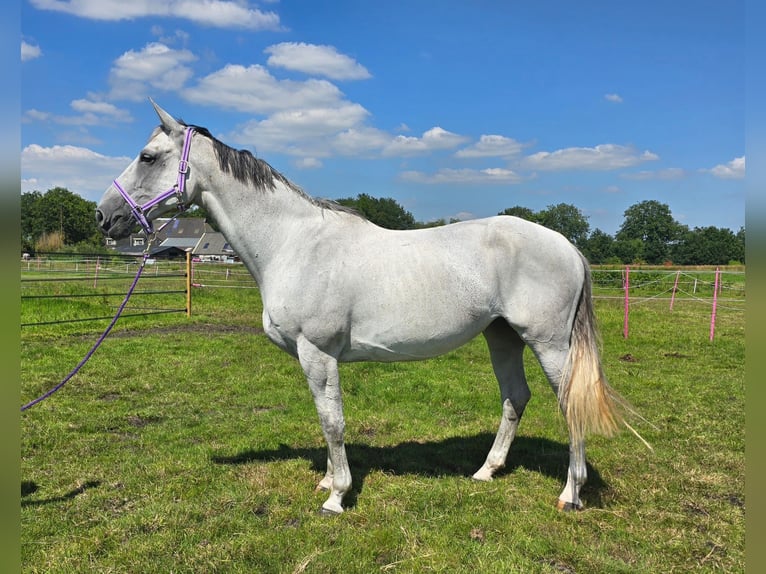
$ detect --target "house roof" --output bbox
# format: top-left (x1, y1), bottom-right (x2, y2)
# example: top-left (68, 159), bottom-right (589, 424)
top-left (106, 217), bottom-right (224, 257)
top-left (159, 218), bottom-right (213, 238)
top-left (193, 232), bottom-right (235, 256)
top-left (161, 237), bottom-right (200, 250)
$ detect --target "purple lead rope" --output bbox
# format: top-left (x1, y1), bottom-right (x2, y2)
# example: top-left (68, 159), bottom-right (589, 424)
top-left (22, 129), bottom-right (195, 412)
top-left (21, 253), bottom-right (149, 412)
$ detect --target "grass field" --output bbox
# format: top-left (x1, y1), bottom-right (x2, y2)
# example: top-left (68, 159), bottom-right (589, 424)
top-left (21, 265), bottom-right (745, 573)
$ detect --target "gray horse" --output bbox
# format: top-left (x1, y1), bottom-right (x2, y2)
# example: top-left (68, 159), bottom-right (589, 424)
top-left (96, 101), bottom-right (625, 514)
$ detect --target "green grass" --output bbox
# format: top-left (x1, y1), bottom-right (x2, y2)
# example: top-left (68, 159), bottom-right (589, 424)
top-left (21, 274), bottom-right (744, 573)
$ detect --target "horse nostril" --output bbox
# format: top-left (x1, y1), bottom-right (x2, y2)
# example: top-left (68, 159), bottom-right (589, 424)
top-left (96, 209), bottom-right (112, 233)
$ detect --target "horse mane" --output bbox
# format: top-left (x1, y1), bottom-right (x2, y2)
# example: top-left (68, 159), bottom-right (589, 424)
top-left (177, 122), bottom-right (363, 219)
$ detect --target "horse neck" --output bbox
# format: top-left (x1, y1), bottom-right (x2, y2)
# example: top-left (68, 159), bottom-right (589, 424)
top-left (198, 169), bottom-right (325, 284)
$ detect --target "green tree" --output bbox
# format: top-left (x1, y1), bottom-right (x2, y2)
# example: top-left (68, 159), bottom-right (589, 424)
top-left (498, 205), bottom-right (538, 222)
top-left (21, 190), bottom-right (44, 252)
top-left (21, 187), bottom-right (102, 252)
top-left (582, 228), bottom-right (615, 264)
top-left (615, 200), bottom-right (683, 264)
top-left (612, 237), bottom-right (645, 264)
top-left (536, 203), bottom-right (590, 248)
top-left (499, 204), bottom-right (589, 248)
top-left (672, 226), bottom-right (745, 265)
top-left (335, 193), bottom-right (416, 229)
top-left (736, 227), bottom-right (746, 264)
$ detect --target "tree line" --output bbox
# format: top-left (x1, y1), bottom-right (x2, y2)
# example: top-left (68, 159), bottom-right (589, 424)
top-left (21, 187), bottom-right (744, 265)
top-left (337, 194), bottom-right (745, 266)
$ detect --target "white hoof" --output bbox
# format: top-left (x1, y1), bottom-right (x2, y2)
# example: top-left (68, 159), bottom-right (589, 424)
top-left (320, 501), bottom-right (344, 515)
top-left (556, 499), bottom-right (583, 512)
top-left (472, 465), bottom-right (495, 482)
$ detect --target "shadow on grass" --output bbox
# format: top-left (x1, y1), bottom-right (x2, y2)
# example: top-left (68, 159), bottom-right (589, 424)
top-left (21, 480), bottom-right (101, 507)
top-left (211, 434), bottom-right (609, 509)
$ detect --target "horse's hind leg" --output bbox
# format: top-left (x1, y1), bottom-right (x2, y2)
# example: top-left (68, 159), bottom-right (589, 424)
top-left (473, 319), bottom-right (531, 482)
top-left (532, 343), bottom-right (587, 511)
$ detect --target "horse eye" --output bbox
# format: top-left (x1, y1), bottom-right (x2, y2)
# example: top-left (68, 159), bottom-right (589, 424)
top-left (140, 153), bottom-right (155, 164)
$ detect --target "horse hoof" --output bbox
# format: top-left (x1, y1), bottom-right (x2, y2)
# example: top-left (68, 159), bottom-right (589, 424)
top-left (556, 500), bottom-right (583, 512)
top-left (471, 469), bottom-right (494, 482)
top-left (318, 506), bottom-right (342, 517)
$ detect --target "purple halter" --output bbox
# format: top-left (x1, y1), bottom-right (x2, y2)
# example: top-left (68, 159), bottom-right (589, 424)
top-left (112, 127), bottom-right (195, 234)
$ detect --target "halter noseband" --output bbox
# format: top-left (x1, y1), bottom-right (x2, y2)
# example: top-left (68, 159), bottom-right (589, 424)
top-left (112, 127), bottom-right (195, 234)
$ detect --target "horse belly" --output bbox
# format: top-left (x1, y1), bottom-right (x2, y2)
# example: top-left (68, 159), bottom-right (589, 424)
top-left (341, 297), bottom-right (494, 362)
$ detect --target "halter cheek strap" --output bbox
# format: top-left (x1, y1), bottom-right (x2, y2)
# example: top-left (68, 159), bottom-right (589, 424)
top-left (112, 127), bottom-right (195, 234)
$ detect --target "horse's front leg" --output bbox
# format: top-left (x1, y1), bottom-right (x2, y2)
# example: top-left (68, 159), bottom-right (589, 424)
top-left (297, 335), bottom-right (350, 515)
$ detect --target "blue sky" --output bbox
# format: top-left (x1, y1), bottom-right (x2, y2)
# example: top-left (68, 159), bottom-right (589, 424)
top-left (21, 0), bottom-right (744, 235)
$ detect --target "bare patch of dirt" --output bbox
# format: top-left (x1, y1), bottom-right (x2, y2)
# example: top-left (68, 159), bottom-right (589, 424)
top-left (32, 322), bottom-right (264, 345)
top-left (619, 353), bottom-right (638, 362)
top-left (539, 558), bottom-right (575, 573)
top-left (127, 414), bottom-right (164, 428)
top-left (109, 323), bottom-right (263, 339)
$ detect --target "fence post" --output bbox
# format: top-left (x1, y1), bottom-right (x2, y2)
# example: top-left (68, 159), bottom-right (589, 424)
top-left (623, 265), bottom-right (630, 339)
top-left (670, 270), bottom-right (680, 311)
top-left (186, 250), bottom-right (192, 318)
top-left (709, 267), bottom-right (720, 341)
top-left (93, 256), bottom-right (100, 289)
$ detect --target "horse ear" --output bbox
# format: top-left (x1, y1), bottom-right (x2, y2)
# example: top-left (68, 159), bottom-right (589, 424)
top-left (149, 98), bottom-right (183, 132)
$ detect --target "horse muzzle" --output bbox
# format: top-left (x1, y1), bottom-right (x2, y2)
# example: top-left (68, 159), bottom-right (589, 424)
top-left (95, 195), bottom-right (136, 239)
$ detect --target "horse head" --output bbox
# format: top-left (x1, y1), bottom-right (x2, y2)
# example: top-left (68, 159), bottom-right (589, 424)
top-left (96, 100), bottom-right (197, 238)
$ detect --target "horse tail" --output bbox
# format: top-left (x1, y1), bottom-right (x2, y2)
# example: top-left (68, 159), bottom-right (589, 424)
top-left (559, 253), bottom-right (622, 444)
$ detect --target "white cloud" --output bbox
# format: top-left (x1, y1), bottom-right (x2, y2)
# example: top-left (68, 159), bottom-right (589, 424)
top-left (109, 42), bottom-right (197, 101)
top-left (28, 0), bottom-right (282, 30)
top-left (401, 167), bottom-right (523, 185)
top-left (621, 167), bottom-right (686, 180)
top-left (332, 127), bottom-right (392, 156)
top-left (295, 157), bottom-right (323, 169)
top-left (523, 144), bottom-right (658, 171)
top-left (23, 97), bottom-right (132, 127)
top-left (229, 104), bottom-right (371, 156)
top-left (383, 127), bottom-right (467, 157)
top-left (70, 98), bottom-right (133, 122)
top-left (21, 41), bottom-right (42, 62)
top-left (151, 25), bottom-right (190, 46)
top-left (184, 64), bottom-right (345, 113)
top-left (182, 0), bottom-right (281, 30)
top-left (604, 93), bottom-right (623, 103)
top-left (265, 42), bottom-right (371, 80)
top-left (455, 134), bottom-right (525, 158)
top-left (705, 156), bottom-right (745, 179)
top-left (22, 109), bottom-right (50, 122)
top-left (21, 143), bottom-right (132, 200)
